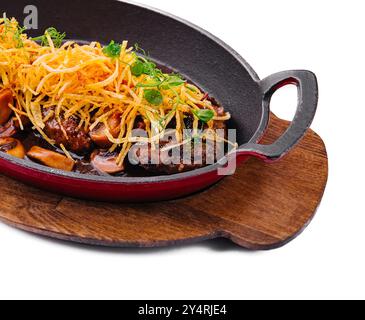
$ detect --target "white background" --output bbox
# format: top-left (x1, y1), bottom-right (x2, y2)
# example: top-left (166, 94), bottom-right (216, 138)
top-left (0, 0), bottom-right (364, 300)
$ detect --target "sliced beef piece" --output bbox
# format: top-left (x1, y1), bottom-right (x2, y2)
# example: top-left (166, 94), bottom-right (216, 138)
top-left (134, 134), bottom-right (226, 175)
top-left (134, 104), bottom-right (228, 175)
top-left (134, 140), bottom-right (223, 175)
top-left (43, 109), bottom-right (92, 154)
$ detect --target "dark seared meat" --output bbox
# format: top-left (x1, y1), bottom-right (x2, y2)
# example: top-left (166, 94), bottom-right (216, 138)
top-left (134, 107), bottom-right (227, 175)
top-left (43, 110), bottom-right (92, 154)
top-left (135, 140), bottom-right (224, 175)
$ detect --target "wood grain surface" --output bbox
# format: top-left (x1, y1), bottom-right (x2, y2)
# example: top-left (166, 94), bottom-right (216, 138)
top-left (0, 114), bottom-right (328, 250)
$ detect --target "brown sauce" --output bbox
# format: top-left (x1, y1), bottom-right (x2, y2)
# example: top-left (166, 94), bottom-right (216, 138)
top-left (13, 130), bottom-right (165, 177)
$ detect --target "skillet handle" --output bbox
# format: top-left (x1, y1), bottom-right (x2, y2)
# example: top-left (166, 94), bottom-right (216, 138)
top-left (237, 70), bottom-right (318, 162)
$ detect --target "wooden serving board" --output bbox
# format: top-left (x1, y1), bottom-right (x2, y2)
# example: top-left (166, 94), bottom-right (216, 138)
top-left (0, 114), bottom-right (328, 250)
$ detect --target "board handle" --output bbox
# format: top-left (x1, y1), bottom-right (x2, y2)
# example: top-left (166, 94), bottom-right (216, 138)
top-left (237, 70), bottom-right (318, 162)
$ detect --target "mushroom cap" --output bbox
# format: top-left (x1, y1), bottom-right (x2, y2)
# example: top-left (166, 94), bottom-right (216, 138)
top-left (0, 137), bottom-right (25, 159)
top-left (91, 150), bottom-right (124, 174)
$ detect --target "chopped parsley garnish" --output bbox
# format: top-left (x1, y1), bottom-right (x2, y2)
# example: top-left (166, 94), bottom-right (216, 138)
top-left (144, 89), bottom-right (163, 106)
top-left (130, 60), bottom-right (145, 76)
top-left (102, 40), bottom-right (121, 58)
top-left (192, 109), bottom-right (215, 123)
top-left (131, 58), bottom-right (158, 77)
top-left (32, 27), bottom-right (66, 48)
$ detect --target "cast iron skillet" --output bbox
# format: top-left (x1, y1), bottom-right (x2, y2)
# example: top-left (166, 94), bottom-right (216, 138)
top-left (1, 0), bottom-right (318, 202)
